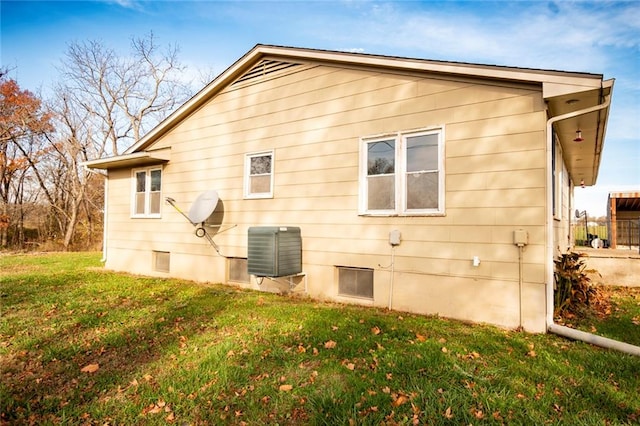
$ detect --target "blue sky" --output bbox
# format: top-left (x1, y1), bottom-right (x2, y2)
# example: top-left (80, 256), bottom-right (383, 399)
top-left (2, 0), bottom-right (638, 216)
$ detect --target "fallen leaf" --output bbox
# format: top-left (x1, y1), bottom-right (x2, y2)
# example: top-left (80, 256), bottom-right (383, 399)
top-left (392, 394), bottom-right (409, 407)
top-left (81, 363), bottom-right (99, 373)
top-left (346, 363), bottom-right (355, 371)
top-left (166, 412), bottom-right (175, 422)
top-left (279, 384), bottom-right (293, 392)
top-left (415, 333), bottom-right (426, 342)
top-left (148, 405), bottom-right (163, 414)
top-left (324, 340), bottom-right (337, 349)
top-left (441, 347), bottom-right (448, 353)
top-left (444, 406), bottom-right (454, 419)
top-left (371, 326), bottom-right (381, 335)
top-left (473, 409), bottom-right (484, 419)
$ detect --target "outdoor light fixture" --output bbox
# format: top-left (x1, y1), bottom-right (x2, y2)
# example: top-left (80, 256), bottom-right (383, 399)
top-left (573, 129), bottom-right (584, 142)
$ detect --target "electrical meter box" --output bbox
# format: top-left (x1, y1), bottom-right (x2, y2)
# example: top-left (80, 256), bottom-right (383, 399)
top-left (248, 226), bottom-right (302, 277)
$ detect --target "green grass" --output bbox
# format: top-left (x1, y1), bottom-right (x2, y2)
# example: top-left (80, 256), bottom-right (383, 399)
top-left (1, 252), bottom-right (639, 425)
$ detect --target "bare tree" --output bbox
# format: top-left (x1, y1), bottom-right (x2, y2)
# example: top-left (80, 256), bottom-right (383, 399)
top-left (37, 32), bottom-right (192, 249)
top-left (59, 32), bottom-right (192, 156)
top-left (0, 34), bottom-right (192, 250)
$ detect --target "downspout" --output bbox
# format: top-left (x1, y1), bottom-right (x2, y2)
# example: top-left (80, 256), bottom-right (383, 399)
top-left (545, 87), bottom-right (640, 356)
top-left (84, 166), bottom-right (108, 263)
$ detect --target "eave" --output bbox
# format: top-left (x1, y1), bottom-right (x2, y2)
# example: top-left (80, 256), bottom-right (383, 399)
top-left (83, 148), bottom-right (171, 170)
top-left (545, 78), bottom-right (614, 186)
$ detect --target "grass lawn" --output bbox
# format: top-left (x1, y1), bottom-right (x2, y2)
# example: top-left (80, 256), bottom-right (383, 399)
top-left (1, 252), bottom-right (639, 425)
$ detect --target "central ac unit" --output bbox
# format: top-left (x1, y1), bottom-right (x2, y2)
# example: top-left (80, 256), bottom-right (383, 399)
top-left (247, 226), bottom-right (302, 277)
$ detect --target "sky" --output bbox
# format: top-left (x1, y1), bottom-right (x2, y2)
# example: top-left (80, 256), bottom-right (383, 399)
top-left (1, 0), bottom-right (638, 217)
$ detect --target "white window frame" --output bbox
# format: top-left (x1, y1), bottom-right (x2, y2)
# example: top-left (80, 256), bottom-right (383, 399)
top-left (131, 166), bottom-right (162, 218)
top-left (359, 127), bottom-right (445, 216)
top-left (244, 150), bottom-right (274, 199)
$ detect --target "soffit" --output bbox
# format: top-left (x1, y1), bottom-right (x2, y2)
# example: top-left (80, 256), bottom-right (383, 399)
top-left (83, 148), bottom-right (170, 170)
top-left (546, 80), bottom-right (613, 186)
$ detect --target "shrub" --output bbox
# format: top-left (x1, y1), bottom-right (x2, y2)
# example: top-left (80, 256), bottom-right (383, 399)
top-left (554, 252), bottom-right (597, 317)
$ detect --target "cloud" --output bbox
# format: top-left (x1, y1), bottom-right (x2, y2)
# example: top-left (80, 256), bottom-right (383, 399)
top-left (316, 1), bottom-right (639, 73)
top-left (103, 0), bottom-right (144, 11)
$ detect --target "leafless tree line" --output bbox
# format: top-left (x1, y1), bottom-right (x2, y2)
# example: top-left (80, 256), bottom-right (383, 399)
top-left (1, 33), bottom-right (195, 250)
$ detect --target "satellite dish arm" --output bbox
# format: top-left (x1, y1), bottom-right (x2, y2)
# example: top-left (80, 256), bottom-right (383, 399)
top-left (165, 197), bottom-right (195, 225)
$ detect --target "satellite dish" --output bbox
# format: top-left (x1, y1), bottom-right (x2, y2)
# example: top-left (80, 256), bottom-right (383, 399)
top-left (188, 190), bottom-right (219, 224)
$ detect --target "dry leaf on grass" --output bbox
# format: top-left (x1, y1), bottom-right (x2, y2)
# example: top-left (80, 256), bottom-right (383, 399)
top-left (324, 340), bottom-right (337, 349)
top-left (279, 384), bottom-right (293, 392)
top-left (444, 406), bottom-right (454, 419)
top-left (80, 363), bottom-right (99, 373)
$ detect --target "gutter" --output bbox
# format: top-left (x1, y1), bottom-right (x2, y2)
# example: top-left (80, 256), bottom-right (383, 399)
top-left (545, 84), bottom-right (640, 357)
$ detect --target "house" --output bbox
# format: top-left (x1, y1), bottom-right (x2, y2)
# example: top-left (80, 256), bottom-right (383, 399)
top-left (84, 45), bottom-right (614, 333)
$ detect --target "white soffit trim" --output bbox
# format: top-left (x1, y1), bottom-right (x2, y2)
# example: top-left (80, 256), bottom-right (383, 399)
top-left (83, 148), bottom-right (171, 170)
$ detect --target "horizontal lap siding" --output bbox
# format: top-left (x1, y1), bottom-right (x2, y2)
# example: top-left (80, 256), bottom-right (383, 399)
top-left (105, 62), bottom-right (548, 331)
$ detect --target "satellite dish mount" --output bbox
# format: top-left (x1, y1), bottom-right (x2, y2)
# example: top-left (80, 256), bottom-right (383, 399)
top-left (165, 190), bottom-right (235, 256)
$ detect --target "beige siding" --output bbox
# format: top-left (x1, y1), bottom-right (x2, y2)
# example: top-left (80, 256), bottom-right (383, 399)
top-left (105, 63), bottom-right (549, 332)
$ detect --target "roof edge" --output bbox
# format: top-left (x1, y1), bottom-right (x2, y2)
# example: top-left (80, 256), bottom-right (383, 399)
top-left (124, 44), bottom-right (608, 155)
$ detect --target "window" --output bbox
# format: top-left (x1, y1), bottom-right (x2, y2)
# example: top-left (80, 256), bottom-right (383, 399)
top-left (338, 266), bottom-right (373, 299)
top-left (132, 167), bottom-right (162, 217)
top-left (360, 128), bottom-right (444, 215)
top-left (244, 150), bottom-right (274, 199)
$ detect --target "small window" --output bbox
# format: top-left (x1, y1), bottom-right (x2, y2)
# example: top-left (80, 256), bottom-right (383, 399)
top-left (132, 167), bottom-right (162, 217)
top-left (244, 150), bottom-right (274, 199)
top-left (338, 266), bottom-right (373, 299)
top-left (228, 258), bottom-right (250, 283)
top-left (153, 251), bottom-right (170, 273)
top-left (360, 128), bottom-right (444, 216)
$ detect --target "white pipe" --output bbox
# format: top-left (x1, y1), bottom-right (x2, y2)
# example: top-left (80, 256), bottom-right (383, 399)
top-left (542, 85), bottom-right (640, 356)
top-left (101, 175), bottom-right (108, 263)
top-left (545, 88), bottom-right (612, 327)
top-left (548, 324), bottom-right (640, 356)
top-left (518, 245), bottom-right (524, 329)
top-left (388, 246), bottom-right (395, 310)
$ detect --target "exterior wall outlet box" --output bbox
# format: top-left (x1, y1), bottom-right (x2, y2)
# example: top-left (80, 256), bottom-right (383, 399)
top-left (389, 229), bottom-right (401, 246)
top-left (248, 226), bottom-right (302, 277)
top-left (514, 229), bottom-right (528, 247)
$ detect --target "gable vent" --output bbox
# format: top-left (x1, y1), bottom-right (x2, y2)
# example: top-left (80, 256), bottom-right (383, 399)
top-left (234, 60), bottom-right (300, 85)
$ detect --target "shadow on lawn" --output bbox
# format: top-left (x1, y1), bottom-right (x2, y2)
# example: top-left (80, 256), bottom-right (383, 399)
top-left (0, 271), bottom-right (241, 423)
